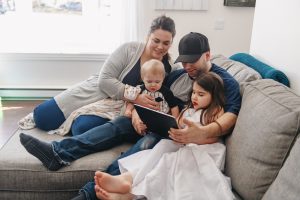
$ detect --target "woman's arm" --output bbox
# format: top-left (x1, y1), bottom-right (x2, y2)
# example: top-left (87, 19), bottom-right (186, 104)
top-left (98, 42), bottom-right (144, 100)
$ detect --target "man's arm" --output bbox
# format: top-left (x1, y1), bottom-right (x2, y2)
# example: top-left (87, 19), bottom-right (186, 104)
top-left (206, 112), bottom-right (237, 137)
top-left (169, 112), bottom-right (237, 144)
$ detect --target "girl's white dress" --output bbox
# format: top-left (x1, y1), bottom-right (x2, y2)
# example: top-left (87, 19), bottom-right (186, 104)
top-left (118, 108), bottom-right (234, 200)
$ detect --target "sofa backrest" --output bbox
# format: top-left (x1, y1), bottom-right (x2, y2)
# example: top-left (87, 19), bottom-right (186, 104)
top-left (211, 54), bottom-right (262, 84)
top-left (225, 79), bottom-right (300, 200)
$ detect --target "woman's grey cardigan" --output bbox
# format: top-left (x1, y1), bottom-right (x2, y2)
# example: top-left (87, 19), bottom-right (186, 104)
top-left (54, 42), bottom-right (192, 118)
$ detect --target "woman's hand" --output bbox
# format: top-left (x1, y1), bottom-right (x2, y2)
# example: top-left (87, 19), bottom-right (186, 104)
top-left (169, 118), bottom-right (208, 144)
top-left (131, 109), bottom-right (147, 135)
top-left (134, 94), bottom-right (159, 110)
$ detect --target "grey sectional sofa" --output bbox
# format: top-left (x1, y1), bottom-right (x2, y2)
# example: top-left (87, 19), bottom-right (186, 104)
top-left (0, 55), bottom-right (299, 200)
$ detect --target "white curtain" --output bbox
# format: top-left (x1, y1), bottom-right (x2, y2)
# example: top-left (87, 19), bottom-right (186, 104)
top-left (120, 0), bottom-right (138, 43)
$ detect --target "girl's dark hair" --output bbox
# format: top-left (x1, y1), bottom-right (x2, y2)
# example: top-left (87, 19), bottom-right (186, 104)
top-left (149, 15), bottom-right (176, 38)
top-left (178, 72), bottom-right (225, 125)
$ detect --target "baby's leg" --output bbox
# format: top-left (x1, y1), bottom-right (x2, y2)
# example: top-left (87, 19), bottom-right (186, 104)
top-left (95, 185), bottom-right (133, 200)
top-left (94, 171), bottom-right (132, 194)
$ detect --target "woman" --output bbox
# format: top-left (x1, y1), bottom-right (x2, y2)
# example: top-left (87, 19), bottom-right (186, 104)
top-left (24, 15), bottom-right (179, 136)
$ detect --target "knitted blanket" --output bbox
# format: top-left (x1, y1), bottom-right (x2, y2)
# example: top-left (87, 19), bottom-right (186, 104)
top-left (230, 53), bottom-right (290, 87)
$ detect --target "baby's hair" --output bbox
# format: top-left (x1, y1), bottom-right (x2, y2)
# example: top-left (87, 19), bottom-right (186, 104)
top-left (178, 72), bottom-right (225, 125)
top-left (141, 59), bottom-right (165, 79)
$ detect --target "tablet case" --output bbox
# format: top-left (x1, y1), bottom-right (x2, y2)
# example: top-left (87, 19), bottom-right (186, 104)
top-left (134, 104), bottom-right (178, 138)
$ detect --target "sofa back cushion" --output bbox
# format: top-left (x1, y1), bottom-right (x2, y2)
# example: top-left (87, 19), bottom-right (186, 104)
top-left (211, 54), bottom-right (262, 83)
top-left (225, 79), bottom-right (300, 200)
top-left (262, 136), bottom-right (300, 200)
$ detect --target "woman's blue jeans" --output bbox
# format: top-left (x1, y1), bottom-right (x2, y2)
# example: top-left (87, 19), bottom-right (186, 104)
top-left (33, 98), bottom-right (110, 135)
top-left (80, 132), bottom-right (164, 200)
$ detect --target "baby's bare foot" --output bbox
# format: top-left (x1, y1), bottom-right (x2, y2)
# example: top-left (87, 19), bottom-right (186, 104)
top-left (95, 171), bottom-right (131, 194)
top-left (95, 185), bottom-right (133, 200)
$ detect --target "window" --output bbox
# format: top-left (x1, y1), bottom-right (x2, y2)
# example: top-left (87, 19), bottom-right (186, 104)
top-left (0, 0), bottom-right (137, 54)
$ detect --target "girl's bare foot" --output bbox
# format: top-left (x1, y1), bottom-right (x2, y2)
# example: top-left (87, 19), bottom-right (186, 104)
top-left (94, 171), bottom-right (132, 194)
top-left (95, 185), bottom-right (133, 200)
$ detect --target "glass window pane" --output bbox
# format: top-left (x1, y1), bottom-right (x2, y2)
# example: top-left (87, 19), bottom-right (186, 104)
top-left (0, 0), bottom-right (135, 54)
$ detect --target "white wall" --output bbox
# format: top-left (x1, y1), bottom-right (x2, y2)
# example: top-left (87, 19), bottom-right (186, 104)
top-left (0, 0), bottom-right (255, 98)
top-left (250, 0), bottom-right (300, 94)
top-left (137, 0), bottom-right (255, 57)
top-left (0, 54), bottom-right (106, 98)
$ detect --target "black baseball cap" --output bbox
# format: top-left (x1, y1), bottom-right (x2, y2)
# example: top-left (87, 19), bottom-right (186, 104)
top-left (175, 32), bottom-right (210, 63)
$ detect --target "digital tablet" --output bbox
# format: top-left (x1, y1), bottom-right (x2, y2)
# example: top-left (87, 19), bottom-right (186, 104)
top-left (134, 104), bottom-right (178, 138)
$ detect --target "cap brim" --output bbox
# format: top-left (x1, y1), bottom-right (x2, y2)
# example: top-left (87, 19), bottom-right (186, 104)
top-left (174, 55), bottom-right (202, 63)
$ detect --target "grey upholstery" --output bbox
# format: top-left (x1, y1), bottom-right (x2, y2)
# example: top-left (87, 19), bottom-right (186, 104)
top-left (225, 79), bottom-right (300, 200)
top-left (0, 129), bottom-right (131, 200)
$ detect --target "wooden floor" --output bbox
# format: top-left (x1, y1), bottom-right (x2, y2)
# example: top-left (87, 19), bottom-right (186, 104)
top-left (0, 100), bottom-right (43, 149)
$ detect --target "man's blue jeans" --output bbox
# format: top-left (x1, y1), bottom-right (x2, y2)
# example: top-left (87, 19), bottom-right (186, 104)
top-left (52, 116), bottom-right (142, 164)
top-left (80, 132), bottom-right (164, 200)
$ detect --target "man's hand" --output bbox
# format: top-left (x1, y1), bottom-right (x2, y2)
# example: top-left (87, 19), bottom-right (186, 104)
top-left (131, 110), bottom-right (147, 135)
top-left (169, 118), bottom-right (208, 144)
top-left (134, 94), bottom-right (159, 110)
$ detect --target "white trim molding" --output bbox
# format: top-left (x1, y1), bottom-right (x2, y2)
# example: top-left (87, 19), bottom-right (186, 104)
top-left (0, 88), bottom-right (65, 100)
top-left (0, 53), bottom-right (109, 61)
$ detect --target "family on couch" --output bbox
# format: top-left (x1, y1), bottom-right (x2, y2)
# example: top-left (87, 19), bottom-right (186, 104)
top-left (19, 15), bottom-right (241, 200)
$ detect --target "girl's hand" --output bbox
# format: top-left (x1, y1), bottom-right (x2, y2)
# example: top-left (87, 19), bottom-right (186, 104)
top-left (134, 94), bottom-right (159, 110)
top-left (169, 118), bottom-right (208, 144)
top-left (132, 110), bottom-right (147, 135)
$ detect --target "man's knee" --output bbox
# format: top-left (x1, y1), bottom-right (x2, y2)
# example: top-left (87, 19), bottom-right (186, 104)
top-left (71, 115), bottom-right (109, 136)
top-left (110, 116), bottom-right (132, 130)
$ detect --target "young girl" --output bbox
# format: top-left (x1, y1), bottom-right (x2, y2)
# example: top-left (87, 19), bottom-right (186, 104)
top-left (93, 72), bottom-right (234, 200)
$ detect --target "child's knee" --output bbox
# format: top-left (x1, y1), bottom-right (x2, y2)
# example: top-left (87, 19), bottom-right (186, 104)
top-left (139, 134), bottom-right (161, 150)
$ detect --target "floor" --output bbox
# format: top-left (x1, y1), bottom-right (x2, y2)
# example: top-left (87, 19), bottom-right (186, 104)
top-left (0, 100), bottom-right (43, 148)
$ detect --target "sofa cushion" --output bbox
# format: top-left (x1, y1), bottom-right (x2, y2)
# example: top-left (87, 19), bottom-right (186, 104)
top-left (211, 54), bottom-right (262, 83)
top-left (0, 128), bottom-right (131, 200)
top-left (225, 79), bottom-right (300, 200)
top-left (262, 136), bottom-right (300, 200)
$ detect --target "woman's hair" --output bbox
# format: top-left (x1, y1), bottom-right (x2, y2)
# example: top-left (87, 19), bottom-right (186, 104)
top-left (178, 72), bottom-right (225, 125)
top-left (149, 15), bottom-right (176, 64)
top-left (149, 15), bottom-right (176, 38)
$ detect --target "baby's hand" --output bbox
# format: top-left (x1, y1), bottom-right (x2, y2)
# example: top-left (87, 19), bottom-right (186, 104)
top-left (124, 110), bottom-right (132, 118)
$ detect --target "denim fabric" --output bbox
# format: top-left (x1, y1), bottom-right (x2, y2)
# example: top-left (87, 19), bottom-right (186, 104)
top-left (106, 132), bottom-right (164, 175)
top-left (80, 181), bottom-right (97, 200)
top-left (52, 116), bottom-right (142, 163)
top-left (33, 98), bottom-right (66, 131)
top-left (71, 115), bottom-right (110, 136)
top-left (82, 132), bottom-right (164, 200)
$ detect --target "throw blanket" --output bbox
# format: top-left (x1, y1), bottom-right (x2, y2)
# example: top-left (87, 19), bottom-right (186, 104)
top-left (119, 139), bottom-right (234, 200)
top-left (49, 99), bottom-right (124, 135)
top-left (230, 53), bottom-right (290, 87)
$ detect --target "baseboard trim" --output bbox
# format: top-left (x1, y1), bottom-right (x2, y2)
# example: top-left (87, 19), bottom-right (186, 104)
top-left (0, 88), bottom-right (65, 100)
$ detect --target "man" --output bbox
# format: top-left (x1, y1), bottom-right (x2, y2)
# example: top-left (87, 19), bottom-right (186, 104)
top-left (20, 32), bottom-right (241, 200)
top-left (169, 32), bottom-right (241, 144)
